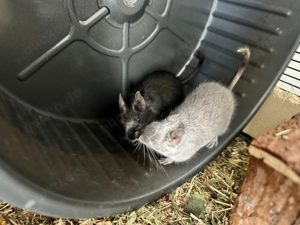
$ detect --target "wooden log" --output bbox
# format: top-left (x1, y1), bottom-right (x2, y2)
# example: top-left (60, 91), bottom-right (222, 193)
top-left (230, 113), bottom-right (300, 225)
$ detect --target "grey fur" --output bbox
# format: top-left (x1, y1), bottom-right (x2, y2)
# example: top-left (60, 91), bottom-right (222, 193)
top-left (139, 46), bottom-right (250, 165)
top-left (139, 82), bottom-right (234, 164)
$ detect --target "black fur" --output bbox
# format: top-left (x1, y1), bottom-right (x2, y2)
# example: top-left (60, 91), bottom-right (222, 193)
top-left (120, 71), bottom-right (184, 140)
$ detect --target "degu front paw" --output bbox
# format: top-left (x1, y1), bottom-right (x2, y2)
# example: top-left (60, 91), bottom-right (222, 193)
top-left (158, 157), bottom-right (174, 165)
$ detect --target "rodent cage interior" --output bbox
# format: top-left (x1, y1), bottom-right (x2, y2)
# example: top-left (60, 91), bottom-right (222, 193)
top-left (0, 0), bottom-right (300, 219)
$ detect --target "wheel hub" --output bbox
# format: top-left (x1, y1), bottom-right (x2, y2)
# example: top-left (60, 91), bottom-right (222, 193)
top-left (98, 0), bottom-right (149, 25)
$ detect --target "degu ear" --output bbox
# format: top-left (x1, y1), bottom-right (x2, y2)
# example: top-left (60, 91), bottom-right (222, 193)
top-left (119, 93), bottom-right (127, 114)
top-left (167, 127), bottom-right (184, 147)
top-left (133, 91), bottom-right (146, 112)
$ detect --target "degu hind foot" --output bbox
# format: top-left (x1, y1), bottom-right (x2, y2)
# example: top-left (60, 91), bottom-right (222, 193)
top-left (206, 136), bottom-right (219, 149)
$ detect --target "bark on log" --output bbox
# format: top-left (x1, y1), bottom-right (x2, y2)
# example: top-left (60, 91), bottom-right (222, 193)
top-left (251, 113), bottom-right (300, 178)
top-left (230, 113), bottom-right (300, 225)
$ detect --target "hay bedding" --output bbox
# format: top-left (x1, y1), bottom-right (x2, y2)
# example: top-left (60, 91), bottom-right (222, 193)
top-left (0, 135), bottom-right (250, 225)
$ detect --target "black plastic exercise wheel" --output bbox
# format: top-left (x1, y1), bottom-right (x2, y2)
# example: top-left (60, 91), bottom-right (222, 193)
top-left (0, 0), bottom-right (300, 219)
